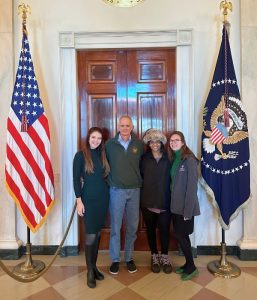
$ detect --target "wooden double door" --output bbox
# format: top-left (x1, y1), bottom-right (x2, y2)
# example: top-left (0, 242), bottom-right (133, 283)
top-left (77, 48), bottom-right (177, 250)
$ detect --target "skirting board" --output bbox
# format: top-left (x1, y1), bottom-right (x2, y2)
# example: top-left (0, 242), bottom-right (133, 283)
top-left (1, 245), bottom-right (257, 261)
top-left (0, 245), bottom-right (79, 260)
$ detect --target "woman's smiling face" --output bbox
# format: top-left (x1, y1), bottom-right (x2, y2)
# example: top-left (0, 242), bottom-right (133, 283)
top-left (89, 131), bottom-right (102, 149)
top-left (169, 134), bottom-right (184, 151)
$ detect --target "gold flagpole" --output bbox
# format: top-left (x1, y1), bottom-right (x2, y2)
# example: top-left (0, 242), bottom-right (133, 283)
top-left (207, 1), bottom-right (241, 279)
top-left (12, 3), bottom-right (45, 280)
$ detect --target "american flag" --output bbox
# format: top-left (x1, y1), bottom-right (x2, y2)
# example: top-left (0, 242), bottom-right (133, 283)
top-left (5, 24), bottom-right (55, 232)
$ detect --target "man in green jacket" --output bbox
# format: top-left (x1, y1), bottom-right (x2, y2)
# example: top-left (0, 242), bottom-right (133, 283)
top-left (105, 115), bottom-right (144, 275)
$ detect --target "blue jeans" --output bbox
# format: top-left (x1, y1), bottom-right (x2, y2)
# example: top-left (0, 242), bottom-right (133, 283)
top-left (109, 187), bottom-right (140, 262)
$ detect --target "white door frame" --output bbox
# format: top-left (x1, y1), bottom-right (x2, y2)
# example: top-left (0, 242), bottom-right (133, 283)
top-left (59, 29), bottom-right (194, 247)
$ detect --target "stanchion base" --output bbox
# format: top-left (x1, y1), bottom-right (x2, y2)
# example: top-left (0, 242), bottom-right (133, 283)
top-left (12, 260), bottom-right (45, 280)
top-left (207, 260), bottom-right (241, 278)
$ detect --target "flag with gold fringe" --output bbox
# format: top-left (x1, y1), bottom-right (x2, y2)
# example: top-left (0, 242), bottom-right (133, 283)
top-left (5, 20), bottom-right (55, 232)
top-left (201, 25), bottom-right (250, 229)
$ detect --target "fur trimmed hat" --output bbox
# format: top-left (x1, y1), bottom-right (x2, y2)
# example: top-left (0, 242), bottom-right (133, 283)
top-left (143, 128), bottom-right (167, 145)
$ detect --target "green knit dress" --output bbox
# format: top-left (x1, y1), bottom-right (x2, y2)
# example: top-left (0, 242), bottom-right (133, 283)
top-left (73, 149), bottom-right (109, 234)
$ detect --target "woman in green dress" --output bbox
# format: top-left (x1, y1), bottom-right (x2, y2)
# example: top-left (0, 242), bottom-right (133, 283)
top-left (73, 127), bottom-right (110, 288)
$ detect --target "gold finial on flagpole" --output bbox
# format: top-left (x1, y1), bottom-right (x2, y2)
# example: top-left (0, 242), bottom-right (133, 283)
top-left (220, 0), bottom-right (233, 23)
top-left (18, 3), bottom-right (31, 132)
top-left (18, 3), bottom-right (31, 22)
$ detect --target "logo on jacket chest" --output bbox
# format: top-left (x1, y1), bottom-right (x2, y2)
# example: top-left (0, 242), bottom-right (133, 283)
top-left (179, 164), bottom-right (185, 172)
top-left (131, 147), bottom-right (138, 154)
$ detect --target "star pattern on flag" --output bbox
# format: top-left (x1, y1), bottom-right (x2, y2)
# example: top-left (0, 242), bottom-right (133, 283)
top-left (201, 158), bottom-right (249, 175)
top-left (211, 78), bottom-right (237, 88)
top-left (11, 36), bottom-right (44, 127)
top-left (5, 24), bottom-right (55, 232)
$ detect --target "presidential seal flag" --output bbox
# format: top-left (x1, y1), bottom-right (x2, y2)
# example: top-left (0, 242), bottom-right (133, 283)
top-left (201, 25), bottom-right (250, 229)
top-left (5, 21), bottom-right (55, 232)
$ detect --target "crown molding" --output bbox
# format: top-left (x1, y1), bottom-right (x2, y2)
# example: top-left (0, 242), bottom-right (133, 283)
top-left (59, 29), bottom-right (193, 49)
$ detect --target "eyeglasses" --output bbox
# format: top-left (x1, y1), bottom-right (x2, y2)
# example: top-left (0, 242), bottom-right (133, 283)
top-left (170, 139), bottom-right (181, 143)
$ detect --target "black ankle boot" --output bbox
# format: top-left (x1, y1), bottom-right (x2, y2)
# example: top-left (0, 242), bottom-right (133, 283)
top-left (94, 267), bottom-right (104, 280)
top-left (87, 268), bottom-right (96, 288)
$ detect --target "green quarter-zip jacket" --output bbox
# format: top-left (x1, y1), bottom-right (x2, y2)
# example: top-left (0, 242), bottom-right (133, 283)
top-left (105, 132), bottom-right (144, 189)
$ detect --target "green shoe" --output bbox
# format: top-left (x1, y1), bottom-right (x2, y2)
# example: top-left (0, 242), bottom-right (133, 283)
top-left (181, 269), bottom-right (199, 281)
top-left (175, 266), bottom-right (185, 274)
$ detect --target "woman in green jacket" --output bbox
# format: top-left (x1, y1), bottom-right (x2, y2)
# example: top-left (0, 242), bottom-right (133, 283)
top-left (168, 131), bottom-right (200, 281)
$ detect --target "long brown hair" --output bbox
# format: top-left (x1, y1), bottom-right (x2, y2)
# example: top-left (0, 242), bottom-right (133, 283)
top-left (167, 130), bottom-right (197, 161)
top-left (82, 127), bottom-right (110, 177)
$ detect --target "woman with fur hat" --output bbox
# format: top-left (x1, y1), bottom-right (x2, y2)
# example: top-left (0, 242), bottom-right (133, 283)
top-left (140, 129), bottom-right (172, 274)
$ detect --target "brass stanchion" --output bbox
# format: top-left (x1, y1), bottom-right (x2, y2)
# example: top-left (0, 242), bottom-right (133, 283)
top-left (12, 227), bottom-right (45, 279)
top-left (0, 202), bottom-right (77, 283)
top-left (207, 229), bottom-right (241, 278)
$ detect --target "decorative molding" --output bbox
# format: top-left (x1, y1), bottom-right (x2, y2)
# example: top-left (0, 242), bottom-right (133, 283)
top-left (178, 30), bottom-right (193, 45)
top-left (59, 30), bottom-right (193, 49)
top-left (237, 238), bottom-right (257, 249)
top-left (59, 32), bottom-right (74, 48)
top-left (59, 48), bottom-right (79, 248)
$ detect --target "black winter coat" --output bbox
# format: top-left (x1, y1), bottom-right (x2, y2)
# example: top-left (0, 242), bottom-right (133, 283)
top-left (140, 151), bottom-right (171, 210)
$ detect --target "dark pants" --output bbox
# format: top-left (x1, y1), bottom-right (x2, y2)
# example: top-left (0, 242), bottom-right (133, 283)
top-left (141, 207), bottom-right (171, 254)
top-left (172, 213), bottom-right (196, 274)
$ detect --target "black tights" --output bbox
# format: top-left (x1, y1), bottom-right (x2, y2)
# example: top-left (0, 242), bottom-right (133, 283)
top-left (141, 208), bottom-right (171, 254)
top-left (85, 231), bottom-right (101, 246)
top-left (175, 233), bottom-right (196, 273)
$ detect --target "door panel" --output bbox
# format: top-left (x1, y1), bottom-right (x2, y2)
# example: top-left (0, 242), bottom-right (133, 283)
top-left (89, 95), bottom-right (116, 140)
top-left (139, 94), bottom-right (166, 133)
top-left (77, 48), bottom-right (177, 251)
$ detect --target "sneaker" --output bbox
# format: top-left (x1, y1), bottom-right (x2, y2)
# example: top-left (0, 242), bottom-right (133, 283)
top-left (151, 253), bottom-right (161, 273)
top-left (126, 260), bottom-right (137, 273)
top-left (160, 254), bottom-right (172, 274)
top-left (109, 262), bottom-right (119, 275)
top-left (181, 268), bottom-right (199, 281)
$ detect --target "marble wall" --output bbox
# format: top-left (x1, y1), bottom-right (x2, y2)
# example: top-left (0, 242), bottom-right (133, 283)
top-left (0, 0), bottom-right (256, 256)
top-left (237, 0), bottom-right (257, 251)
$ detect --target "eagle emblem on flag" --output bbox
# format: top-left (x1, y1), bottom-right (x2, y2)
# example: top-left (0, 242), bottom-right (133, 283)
top-left (202, 95), bottom-right (248, 161)
top-left (201, 25), bottom-right (250, 229)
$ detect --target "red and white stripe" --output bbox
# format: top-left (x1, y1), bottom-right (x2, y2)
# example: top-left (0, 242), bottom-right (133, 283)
top-left (5, 109), bottom-right (55, 232)
top-left (210, 127), bottom-right (226, 144)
